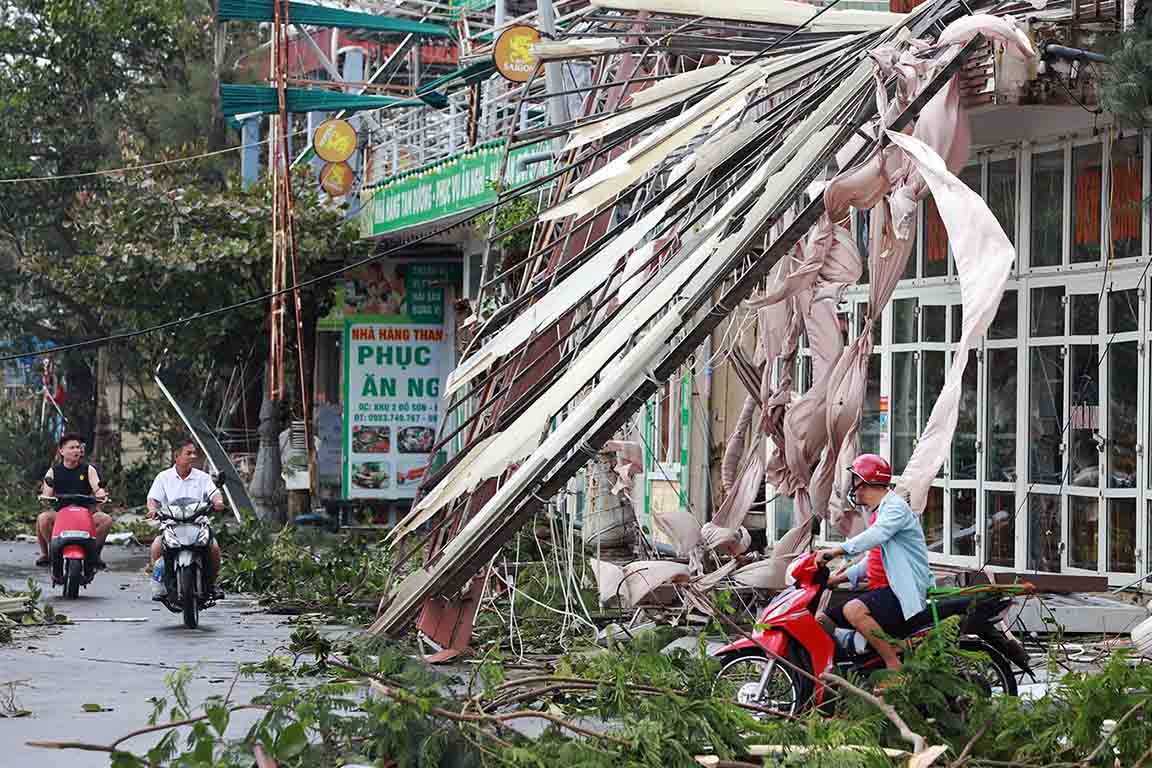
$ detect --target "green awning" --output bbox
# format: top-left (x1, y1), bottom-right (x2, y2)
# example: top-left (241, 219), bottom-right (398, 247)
top-left (221, 84), bottom-right (426, 116)
top-left (217, 0), bottom-right (452, 36)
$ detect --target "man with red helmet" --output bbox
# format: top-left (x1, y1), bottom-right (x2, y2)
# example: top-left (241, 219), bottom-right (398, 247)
top-left (814, 454), bottom-right (933, 671)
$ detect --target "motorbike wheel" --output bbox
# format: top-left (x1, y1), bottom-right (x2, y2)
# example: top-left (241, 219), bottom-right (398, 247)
top-left (62, 558), bottom-right (82, 599)
top-left (713, 647), bottom-right (812, 718)
top-left (179, 565), bottom-right (199, 629)
top-left (956, 638), bottom-right (1018, 697)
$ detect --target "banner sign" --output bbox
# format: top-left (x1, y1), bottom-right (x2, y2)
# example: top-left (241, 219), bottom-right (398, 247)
top-left (337, 261), bottom-right (456, 499)
top-left (359, 140), bottom-right (549, 237)
top-left (319, 260), bottom-right (458, 331)
top-left (342, 321), bottom-right (446, 499)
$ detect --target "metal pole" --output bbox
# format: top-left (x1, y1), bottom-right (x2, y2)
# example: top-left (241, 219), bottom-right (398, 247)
top-left (536, 0), bottom-right (570, 127)
top-left (342, 47), bottom-right (366, 214)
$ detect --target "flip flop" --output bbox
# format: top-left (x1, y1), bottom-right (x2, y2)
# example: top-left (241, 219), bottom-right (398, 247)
top-left (35, 556), bottom-right (50, 568)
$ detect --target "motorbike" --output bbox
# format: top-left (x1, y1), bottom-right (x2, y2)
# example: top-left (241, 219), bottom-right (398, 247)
top-left (40, 492), bottom-right (108, 599)
top-left (154, 493), bottom-right (221, 628)
top-left (713, 547), bottom-right (1033, 716)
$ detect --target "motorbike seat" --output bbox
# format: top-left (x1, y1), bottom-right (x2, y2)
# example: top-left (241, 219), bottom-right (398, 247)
top-left (898, 595), bottom-right (978, 636)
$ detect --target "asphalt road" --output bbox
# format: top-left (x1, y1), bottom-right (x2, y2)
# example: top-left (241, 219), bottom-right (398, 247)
top-left (0, 540), bottom-right (295, 768)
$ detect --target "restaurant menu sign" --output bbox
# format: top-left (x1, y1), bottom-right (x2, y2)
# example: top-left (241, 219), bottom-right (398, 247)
top-left (337, 262), bottom-right (454, 499)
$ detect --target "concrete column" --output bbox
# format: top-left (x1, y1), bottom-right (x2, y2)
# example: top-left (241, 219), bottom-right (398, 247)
top-left (241, 118), bottom-right (261, 189)
top-left (249, 389), bottom-right (285, 524)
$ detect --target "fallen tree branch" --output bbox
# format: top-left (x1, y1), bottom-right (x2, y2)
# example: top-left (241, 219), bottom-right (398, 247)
top-left (330, 657), bottom-right (634, 749)
top-left (1081, 700), bottom-right (1145, 767)
top-left (820, 672), bottom-right (928, 755)
top-left (27, 704), bottom-right (271, 753)
top-left (949, 723), bottom-right (989, 767)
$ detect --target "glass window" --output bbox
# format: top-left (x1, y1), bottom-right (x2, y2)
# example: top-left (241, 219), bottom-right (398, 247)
top-left (1071, 293), bottom-right (1099, 335)
top-left (1071, 143), bottom-right (1104, 264)
top-left (855, 209), bottom-right (871, 285)
top-left (1031, 149), bottom-right (1064, 268)
top-left (893, 298), bottom-right (918, 344)
top-left (923, 305), bottom-right (946, 342)
top-left (924, 486), bottom-right (944, 550)
top-left (952, 488), bottom-right (976, 556)
top-left (860, 353), bottom-right (882, 454)
top-left (953, 350), bottom-right (978, 480)
top-left (777, 494), bottom-right (794, 541)
top-left (1069, 495), bottom-right (1099, 570)
top-left (986, 491), bottom-right (1016, 567)
top-left (1028, 494), bottom-right (1062, 572)
top-left (1108, 288), bottom-right (1138, 334)
top-left (1031, 286), bottom-right (1065, 336)
top-left (1069, 344), bottom-right (1100, 488)
top-left (990, 290), bottom-right (1017, 340)
top-left (1029, 346), bottom-right (1064, 484)
top-left (892, 352), bottom-right (918, 473)
top-left (798, 355), bottom-right (812, 394)
top-left (855, 303), bottom-right (881, 346)
top-left (1109, 341), bottom-right (1138, 489)
top-left (961, 164), bottom-right (982, 193)
top-left (1108, 498), bottom-right (1137, 572)
top-left (1110, 135), bottom-right (1144, 260)
top-left (986, 348), bottom-right (1018, 482)
top-left (922, 350), bottom-right (946, 478)
top-left (923, 199), bottom-right (949, 278)
top-left (988, 157), bottom-right (1017, 246)
top-left (951, 305), bottom-right (962, 343)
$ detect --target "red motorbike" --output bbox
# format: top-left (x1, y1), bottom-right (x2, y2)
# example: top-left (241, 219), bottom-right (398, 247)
top-left (40, 493), bottom-right (107, 599)
top-left (712, 549), bottom-right (1032, 716)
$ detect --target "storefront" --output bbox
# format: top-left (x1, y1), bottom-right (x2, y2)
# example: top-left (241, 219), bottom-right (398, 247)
top-left (760, 121), bottom-right (1151, 586)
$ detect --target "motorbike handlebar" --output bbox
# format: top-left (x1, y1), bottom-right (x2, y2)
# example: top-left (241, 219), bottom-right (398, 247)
top-left (38, 494), bottom-right (110, 505)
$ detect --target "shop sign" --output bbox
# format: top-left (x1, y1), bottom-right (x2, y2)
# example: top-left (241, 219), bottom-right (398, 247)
top-left (336, 261), bottom-right (457, 500)
top-left (319, 161), bottom-right (355, 196)
top-left (313, 118), bottom-right (358, 163)
top-left (493, 25), bottom-right (540, 83)
top-left (358, 140), bottom-right (549, 237)
top-left (342, 320), bottom-right (448, 499)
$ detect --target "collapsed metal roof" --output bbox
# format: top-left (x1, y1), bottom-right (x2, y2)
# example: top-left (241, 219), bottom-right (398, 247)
top-left (372, 0), bottom-right (1039, 640)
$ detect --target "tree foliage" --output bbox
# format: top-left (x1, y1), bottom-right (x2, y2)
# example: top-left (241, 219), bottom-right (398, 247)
top-left (1099, 16), bottom-right (1152, 126)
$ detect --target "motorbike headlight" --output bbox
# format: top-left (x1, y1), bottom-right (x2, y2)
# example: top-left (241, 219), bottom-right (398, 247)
top-left (163, 526), bottom-right (181, 549)
top-left (196, 526), bottom-right (211, 545)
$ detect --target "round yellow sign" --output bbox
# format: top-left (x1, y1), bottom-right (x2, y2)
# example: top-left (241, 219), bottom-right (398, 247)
top-left (494, 25), bottom-right (541, 83)
top-left (319, 162), bottom-right (355, 196)
top-left (313, 119), bottom-right (358, 164)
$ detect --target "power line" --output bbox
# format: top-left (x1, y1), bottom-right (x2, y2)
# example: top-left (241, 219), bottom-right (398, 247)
top-left (0, 198), bottom-right (498, 364)
top-left (0, 128), bottom-right (310, 185)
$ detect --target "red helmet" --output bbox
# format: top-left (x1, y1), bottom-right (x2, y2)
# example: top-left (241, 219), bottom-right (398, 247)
top-left (847, 454), bottom-right (892, 486)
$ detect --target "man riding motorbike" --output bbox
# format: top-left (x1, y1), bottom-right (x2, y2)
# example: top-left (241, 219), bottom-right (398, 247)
top-left (147, 438), bottom-right (224, 600)
top-left (814, 454), bottom-right (933, 672)
top-left (37, 432), bottom-right (111, 568)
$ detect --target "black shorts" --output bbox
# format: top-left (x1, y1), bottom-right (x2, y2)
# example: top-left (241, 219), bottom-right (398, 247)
top-left (825, 587), bottom-right (906, 636)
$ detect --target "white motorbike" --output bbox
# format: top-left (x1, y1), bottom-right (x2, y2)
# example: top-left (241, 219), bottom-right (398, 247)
top-left (155, 492), bottom-right (221, 628)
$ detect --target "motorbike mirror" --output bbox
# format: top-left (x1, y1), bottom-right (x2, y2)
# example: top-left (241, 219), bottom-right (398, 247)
top-left (810, 515), bottom-right (822, 537)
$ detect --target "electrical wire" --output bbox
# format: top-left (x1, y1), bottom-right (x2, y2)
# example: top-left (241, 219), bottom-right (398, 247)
top-left (0, 128), bottom-right (311, 185)
top-left (0, 194), bottom-right (501, 364)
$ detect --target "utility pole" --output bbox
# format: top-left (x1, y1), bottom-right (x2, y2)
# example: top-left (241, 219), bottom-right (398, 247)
top-left (536, 0), bottom-right (570, 127)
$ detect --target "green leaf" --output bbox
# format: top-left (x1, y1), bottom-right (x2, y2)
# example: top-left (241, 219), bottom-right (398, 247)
top-left (275, 722), bottom-right (308, 759)
top-left (206, 703), bottom-right (230, 735)
top-left (82, 703), bottom-right (111, 712)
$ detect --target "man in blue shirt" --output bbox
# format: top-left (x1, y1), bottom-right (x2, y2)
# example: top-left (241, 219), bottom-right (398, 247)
top-left (814, 454), bottom-right (934, 671)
